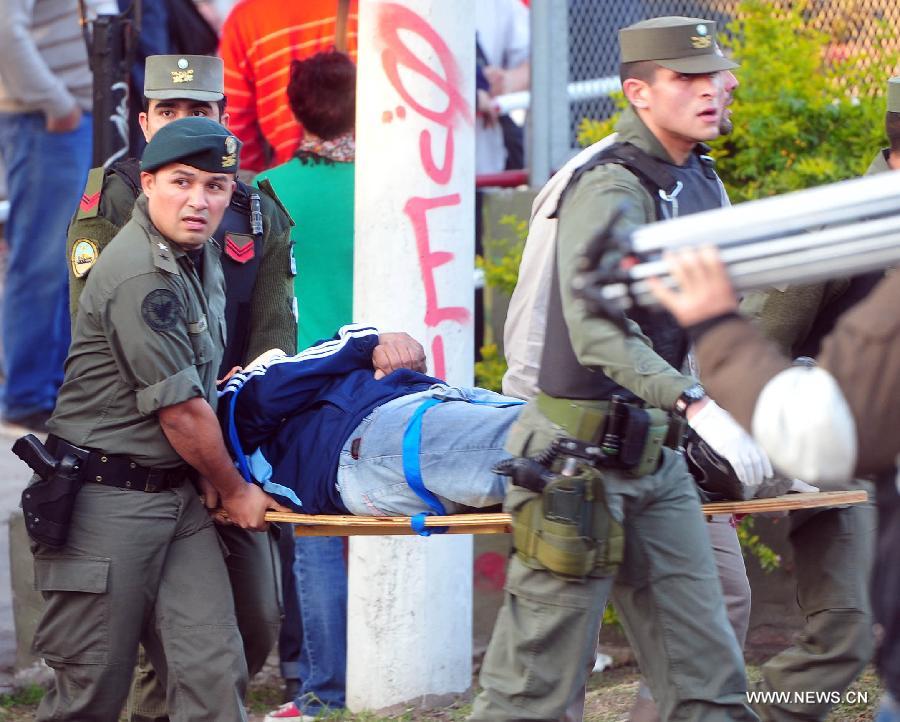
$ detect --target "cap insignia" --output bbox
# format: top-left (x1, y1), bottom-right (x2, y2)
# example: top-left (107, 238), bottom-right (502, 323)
top-left (177, 57), bottom-right (189, 69)
top-left (171, 68), bottom-right (194, 84)
top-left (696, 24), bottom-right (708, 36)
top-left (225, 136), bottom-right (237, 155)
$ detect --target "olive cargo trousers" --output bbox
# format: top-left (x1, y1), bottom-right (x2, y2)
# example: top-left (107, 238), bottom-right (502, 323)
top-left (32, 483), bottom-right (248, 722)
top-left (470, 447), bottom-right (758, 722)
top-left (754, 500), bottom-right (876, 721)
top-left (127, 524), bottom-right (283, 722)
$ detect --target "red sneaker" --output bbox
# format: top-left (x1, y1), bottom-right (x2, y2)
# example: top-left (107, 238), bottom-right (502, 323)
top-left (263, 702), bottom-right (305, 722)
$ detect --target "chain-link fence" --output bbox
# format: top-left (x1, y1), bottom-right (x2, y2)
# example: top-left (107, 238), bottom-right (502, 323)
top-left (529, 0), bottom-right (900, 181)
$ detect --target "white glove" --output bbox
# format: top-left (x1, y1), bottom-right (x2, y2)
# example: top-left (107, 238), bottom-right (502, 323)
top-left (687, 400), bottom-right (774, 490)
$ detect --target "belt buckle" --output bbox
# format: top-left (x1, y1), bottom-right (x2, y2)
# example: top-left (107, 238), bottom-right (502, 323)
top-left (142, 470), bottom-right (161, 493)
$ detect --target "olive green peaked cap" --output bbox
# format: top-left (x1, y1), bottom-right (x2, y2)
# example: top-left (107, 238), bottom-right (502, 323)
top-left (141, 117), bottom-right (241, 173)
top-left (144, 54), bottom-right (224, 102)
top-left (888, 77), bottom-right (900, 113)
top-left (619, 17), bottom-right (739, 74)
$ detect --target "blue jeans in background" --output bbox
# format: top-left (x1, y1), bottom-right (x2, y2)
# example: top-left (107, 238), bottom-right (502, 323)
top-left (277, 522), bottom-right (302, 686)
top-left (293, 535), bottom-right (347, 716)
top-left (877, 694), bottom-right (900, 722)
top-left (0, 111), bottom-right (92, 420)
top-left (337, 385), bottom-right (522, 516)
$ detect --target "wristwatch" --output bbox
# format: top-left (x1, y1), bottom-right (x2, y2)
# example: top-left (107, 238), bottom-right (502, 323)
top-left (674, 383), bottom-right (707, 418)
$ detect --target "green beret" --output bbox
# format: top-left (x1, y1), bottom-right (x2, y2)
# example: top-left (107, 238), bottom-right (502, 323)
top-left (144, 55), bottom-right (224, 102)
top-left (889, 77), bottom-right (900, 113)
top-left (620, 16), bottom-right (739, 74)
top-left (141, 117), bottom-right (241, 174)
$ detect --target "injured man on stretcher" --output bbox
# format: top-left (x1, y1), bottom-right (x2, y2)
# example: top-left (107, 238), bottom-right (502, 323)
top-left (218, 324), bottom-right (523, 516)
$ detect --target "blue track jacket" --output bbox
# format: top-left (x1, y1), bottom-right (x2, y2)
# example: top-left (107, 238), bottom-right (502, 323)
top-left (218, 324), bottom-right (440, 513)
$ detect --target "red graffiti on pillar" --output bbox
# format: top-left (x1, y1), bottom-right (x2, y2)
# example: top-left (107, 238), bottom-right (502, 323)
top-left (376, 3), bottom-right (473, 380)
top-left (404, 195), bottom-right (469, 379)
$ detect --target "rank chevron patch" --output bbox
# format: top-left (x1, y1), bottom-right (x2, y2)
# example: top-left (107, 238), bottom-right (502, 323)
top-left (79, 191), bottom-right (100, 213)
top-left (224, 233), bottom-right (255, 264)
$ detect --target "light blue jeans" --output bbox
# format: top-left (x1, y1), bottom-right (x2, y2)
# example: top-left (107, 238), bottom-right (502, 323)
top-left (337, 385), bottom-right (523, 516)
top-left (0, 111), bottom-right (92, 420)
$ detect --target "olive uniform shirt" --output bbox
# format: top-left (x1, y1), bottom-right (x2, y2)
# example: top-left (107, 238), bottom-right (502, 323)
top-left (67, 162), bottom-right (296, 365)
top-left (556, 108), bottom-right (703, 403)
top-left (507, 108), bottom-right (699, 452)
top-left (50, 195), bottom-right (226, 468)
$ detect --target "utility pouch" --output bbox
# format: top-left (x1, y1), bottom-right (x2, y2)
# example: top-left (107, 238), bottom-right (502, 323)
top-left (619, 407), bottom-right (650, 468)
top-left (512, 472), bottom-right (624, 579)
top-left (626, 408), bottom-right (670, 478)
top-left (15, 435), bottom-right (86, 547)
top-left (616, 405), bottom-right (669, 478)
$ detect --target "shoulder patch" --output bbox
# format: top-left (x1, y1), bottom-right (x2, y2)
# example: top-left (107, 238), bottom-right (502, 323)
top-left (141, 289), bottom-right (183, 332)
top-left (77, 167), bottom-right (105, 220)
top-left (71, 238), bottom-right (100, 278)
top-left (256, 178), bottom-right (295, 227)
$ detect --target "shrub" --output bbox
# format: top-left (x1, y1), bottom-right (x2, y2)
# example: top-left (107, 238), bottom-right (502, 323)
top-left (578, 0), bottom-right (899, 203)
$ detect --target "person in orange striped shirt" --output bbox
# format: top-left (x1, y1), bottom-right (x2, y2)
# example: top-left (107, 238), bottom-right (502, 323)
top-left (219, 0), bottom-right (358, 173)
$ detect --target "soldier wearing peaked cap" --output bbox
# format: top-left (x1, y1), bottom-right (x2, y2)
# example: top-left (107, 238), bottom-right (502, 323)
top-left (866, 76), bottom-right (900, 174)
top-left (727, 76), bottom-right (900, 722)
top-left (68, 54), bottom-right (297, 376)
top-left (648, 240), bottom-right (900, 722)
top-left (67, 54), bottom-right (292, 722)
top-left (470, 17), bottom-right (761, 722)
top-left (30, 118), bottom-right (290, 721)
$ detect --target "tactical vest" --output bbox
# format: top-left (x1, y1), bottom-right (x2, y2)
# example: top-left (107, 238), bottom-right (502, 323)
top-left (538, 142), bottom-right (724, 401)
top-left (109, 159), bottom-right (263, 375)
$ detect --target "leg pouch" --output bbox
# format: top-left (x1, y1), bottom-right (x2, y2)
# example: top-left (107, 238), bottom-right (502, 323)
top-left (32, 556), bottom-right (110, 664)
top-left (512, 473), bottom-right (624, 579)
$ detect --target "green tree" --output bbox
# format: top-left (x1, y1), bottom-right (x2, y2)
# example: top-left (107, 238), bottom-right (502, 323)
top-left (578, 0), bottom-right (898, 203)
top-left (715, 0), bottom-right (896, 202)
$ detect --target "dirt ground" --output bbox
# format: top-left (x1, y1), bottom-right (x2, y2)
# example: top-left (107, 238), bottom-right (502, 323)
top-left (0, 660), bottom-right (882, 721)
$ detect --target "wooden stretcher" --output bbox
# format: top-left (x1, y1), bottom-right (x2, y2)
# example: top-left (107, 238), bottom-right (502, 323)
top-left (262, 490), bottom-right (869, 537)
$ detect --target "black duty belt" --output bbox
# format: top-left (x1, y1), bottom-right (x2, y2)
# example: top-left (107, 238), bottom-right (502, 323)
top-left (46, 435), bottom-right (190, 493)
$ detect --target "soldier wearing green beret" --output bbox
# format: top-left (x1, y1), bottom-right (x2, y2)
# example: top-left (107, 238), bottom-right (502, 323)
top-left (470, 17), bottom-right (761, 721)
top-left (32, 117), bottom-right (290, 721)
top-left (68, 54), bottom-right (291, 722)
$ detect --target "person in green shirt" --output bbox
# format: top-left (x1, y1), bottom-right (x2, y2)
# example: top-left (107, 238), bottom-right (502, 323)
top-left (32, 117), bottom-right (289, 721)
top-left (254, 49), bottom-right (356, 350)
top-left (253, 50), bottom-right (357, 722)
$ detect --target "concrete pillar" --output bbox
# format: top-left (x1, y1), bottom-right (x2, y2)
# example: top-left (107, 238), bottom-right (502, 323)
top-left (349, 0), bottom-right (475, 711)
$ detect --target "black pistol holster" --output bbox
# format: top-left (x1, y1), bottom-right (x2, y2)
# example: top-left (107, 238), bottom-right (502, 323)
top-left (14, 434), bottom-right (87, 547)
